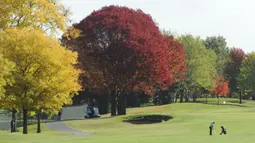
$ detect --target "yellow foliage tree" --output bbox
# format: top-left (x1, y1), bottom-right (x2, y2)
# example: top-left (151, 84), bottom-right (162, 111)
top-left (0, 0), bottom-right (70, 34)
top-left (0, 54), bottom-right (15, 98)
top-left (0, 28), bottom-right (81, 134)
top-left (0, 54), bottom-right (17, 133)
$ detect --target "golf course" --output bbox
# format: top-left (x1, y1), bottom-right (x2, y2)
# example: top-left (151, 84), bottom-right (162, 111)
top-left (1, 1), bottom-right (255, 143)
top-left (1, 98), bottom-right (255, 143)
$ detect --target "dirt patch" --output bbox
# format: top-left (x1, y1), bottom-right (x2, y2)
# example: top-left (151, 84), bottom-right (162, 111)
top-left (123, 115), bottom-right (173, 124)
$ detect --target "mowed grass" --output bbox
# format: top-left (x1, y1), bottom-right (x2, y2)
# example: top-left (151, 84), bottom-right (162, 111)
top-left (0, 123), bottom-right (75, 143)
top-left (1, 98), bottom-right (255, 143)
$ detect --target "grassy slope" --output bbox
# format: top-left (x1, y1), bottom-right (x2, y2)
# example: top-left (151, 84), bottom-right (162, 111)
top-left (1, 98), bottom-right (255, 143)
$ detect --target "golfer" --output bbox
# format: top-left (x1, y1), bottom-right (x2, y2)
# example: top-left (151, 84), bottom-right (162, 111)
top-left (209, 122), bottom-right (215, 135)
top-left (220, 126), bottom-right (227, 135)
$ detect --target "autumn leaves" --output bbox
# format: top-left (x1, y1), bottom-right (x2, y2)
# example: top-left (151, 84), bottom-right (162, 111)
top-left (0, 28), bottom-right (81, 134)
top-left (0, 0), bottom-right (80, 134)
top-left (0, 1), bottom-right (252, 135)
top-left (62, 6), bottom-right (189, 115)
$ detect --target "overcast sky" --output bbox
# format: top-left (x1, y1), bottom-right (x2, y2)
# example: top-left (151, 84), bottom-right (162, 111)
top-left (61, 0), bottom-right (255, 53)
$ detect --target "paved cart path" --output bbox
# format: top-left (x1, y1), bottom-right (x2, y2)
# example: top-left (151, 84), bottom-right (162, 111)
top-left (45, 121), bottom-right (91, 136)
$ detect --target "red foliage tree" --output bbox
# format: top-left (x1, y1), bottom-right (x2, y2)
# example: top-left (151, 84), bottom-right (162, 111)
top-left (225, 48), bottom-right (246, 94)
top-left (164, 35), bottom-right (187, 83)
top-left (230, 48), bottom-right (246, 65)
top-left (211, 76), bottom-right (230, 97)
top-left (62, 5), bottom-right (187, 115)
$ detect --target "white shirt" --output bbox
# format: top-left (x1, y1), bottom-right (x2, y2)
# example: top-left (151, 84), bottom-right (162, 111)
top-left (210, 123), bottom-right (215, 127)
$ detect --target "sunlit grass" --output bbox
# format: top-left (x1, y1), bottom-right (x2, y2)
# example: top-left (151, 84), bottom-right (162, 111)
top-left (1, 98), bottom-right (255, 143)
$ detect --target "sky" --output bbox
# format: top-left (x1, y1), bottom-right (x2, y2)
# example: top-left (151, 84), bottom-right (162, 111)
top-left (61, 0), bottom-right (255, 53)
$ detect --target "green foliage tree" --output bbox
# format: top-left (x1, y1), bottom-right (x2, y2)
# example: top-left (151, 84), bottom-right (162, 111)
top-left (203, 36), bottom-right (230, 76)
top-left (0, 28), bottom-right (81, 134)
top-left (225, 48), bottom-right (246, 100)
top-left (177, 35), bottom-right (217, 102)
top-left (161, 29), bottom-right (178, 37)
top-left (237, 52), bottom-right (255, 104)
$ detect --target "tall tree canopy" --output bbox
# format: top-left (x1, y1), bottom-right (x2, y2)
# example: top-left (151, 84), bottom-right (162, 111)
top-left (163, 34), bottom-right (187, 83)
top-left (0, 0), bottom-right (70, 34)
top-left (0, 28), bottom-right (81, 134)
top-left (63, 5), bottom-right (186, 115)
top-left (0, 54), bottom-right (15, 97)
top-left (225, 48), bottom-right (246, 93)
top-left (203, 36), bottom-right (230, 76)
top-left (238, 52), bottom-right (255, 93)
top-left (177, 35), bottom-right (217, 92)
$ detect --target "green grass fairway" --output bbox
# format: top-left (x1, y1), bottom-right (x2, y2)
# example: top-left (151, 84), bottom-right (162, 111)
top-left (1, 98), bottom-right (255, 143)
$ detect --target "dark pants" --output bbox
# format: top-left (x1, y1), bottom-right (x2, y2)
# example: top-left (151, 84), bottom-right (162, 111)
top-left (220, 130), bottom-right (226, 135)
top-left (209, 127), bottom-right (213, 135)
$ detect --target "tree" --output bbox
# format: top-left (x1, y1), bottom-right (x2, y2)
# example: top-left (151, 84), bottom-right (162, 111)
top-left (0, 0), bottom-right (70, 129)
top-left (211, 76), bottom-right (230, 105)
top-left (0, 54), bottom-right (16, 132)
top-left (0, 28), bottom-right (81, 134)
top-left (0, 54), bottom-right (15, 98)
top-left (225, 48), bottom-right (246, 99)
top-left (62, 6), bottom-right (181, 116)
top-left (238, 52), bottom-right (255, 104)
top-left (161, 29), bottom-right (178, 37)
top-left (177, 35), bottom-right (217, 102)
top-left (163, 35), bottom-right (187, 83)
top-left (162, 34), bottom-right (187, 103)
top-left (203, 36), bottom-right (230, 76)
top-left (0, 0), bottom-right (70, 34)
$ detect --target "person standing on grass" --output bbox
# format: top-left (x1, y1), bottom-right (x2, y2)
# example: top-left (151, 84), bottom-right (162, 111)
top-left (209, 121), bottom-right (215, 135)
top-left (220, 126), bottom-right (227, 135)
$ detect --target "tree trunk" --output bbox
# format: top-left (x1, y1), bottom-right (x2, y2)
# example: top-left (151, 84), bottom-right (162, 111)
top-left (217, 95), bottom-right (220, 106)
top-left (192, 93), bottom-right (197, 102)
top-left (11, 109), bottom-right (17, 133)
top-left (171, 92), bottom-right (176, 103)
top-left (111, 90), bottom-right (117, 116)
top-left (175, 92), bottom-right (178, 103)
top-left (117, 92), bottom-right (122, 115)
top-left (36, 111), bottom-right (41, 133)
top-left (206, 94), bottom-right (208, 104)
top-left (185, 93), bottom-right (189, 102)
top-left (239, 90), bottom-right (242, 104)
top-left (98, 92), bottom-right (110, 114)
top-left (23, 109), bottom-right (28, 134)
top-left (180, 90), bottom-right (184, 103)
top-left (122, 93), bottom-right (126, 115)
top-left (117, 92), bottom-right (127, 115)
